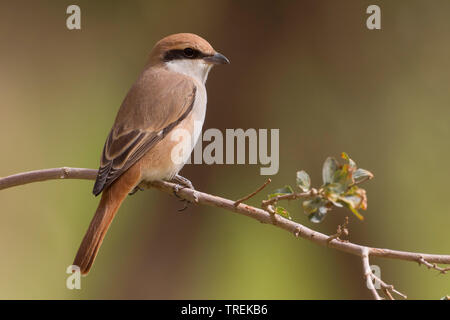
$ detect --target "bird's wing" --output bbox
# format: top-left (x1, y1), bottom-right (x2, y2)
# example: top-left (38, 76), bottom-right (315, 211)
top-left (92, 70), bottom-right (196, 196)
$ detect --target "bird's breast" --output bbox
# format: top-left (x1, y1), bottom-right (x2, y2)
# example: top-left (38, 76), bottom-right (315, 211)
top-left (191, 82), bottom-right (207, 145)
top-left (138, 82), bottom-right (207, 183)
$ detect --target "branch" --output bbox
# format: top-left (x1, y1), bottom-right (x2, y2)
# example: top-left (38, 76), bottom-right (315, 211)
top-left (0, 167), bottom-right (97, 190)
top-left (361, 247), bottom-right (407, 300)
top-left (361, 247), bottom-right (382, 300)
top-left (418, 257), bottom-right (450, 274)
top-left (234, 178), bottom-right (271, 206)
top-left (1, 167), bottom-right (449, 299)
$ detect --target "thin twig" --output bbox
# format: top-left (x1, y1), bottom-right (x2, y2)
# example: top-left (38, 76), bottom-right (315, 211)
top-left (418, 257), bottom-right (450, 274)
top-left (234, 178), bottom-right (271, 206)
top-left (261, 190), bottom-right (314, 211)
top-left (361, 247), bottom-right (382, 300)
top-left (327, 216), bottom-right (349, 245)
top-left (382, 288), bottom-right (394, 300)
top-left (371, 273), bottom-right (407, 299)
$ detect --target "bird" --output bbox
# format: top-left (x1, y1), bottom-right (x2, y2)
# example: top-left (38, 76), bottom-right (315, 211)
top-left (73, 33), bottom-right (229, 275)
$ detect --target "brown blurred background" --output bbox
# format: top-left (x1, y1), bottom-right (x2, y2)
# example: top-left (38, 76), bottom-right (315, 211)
top-left (0, 0), bottom-right (449, 299)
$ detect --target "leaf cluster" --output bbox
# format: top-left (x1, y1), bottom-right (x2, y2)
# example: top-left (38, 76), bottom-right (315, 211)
top-left (267, 153), bottom-right (373, 223)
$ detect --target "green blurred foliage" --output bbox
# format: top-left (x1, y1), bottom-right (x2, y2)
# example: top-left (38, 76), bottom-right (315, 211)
top-left (0, 0), bottom-right (449, 299)
top-left (267, 152), bottom-right (373, 222)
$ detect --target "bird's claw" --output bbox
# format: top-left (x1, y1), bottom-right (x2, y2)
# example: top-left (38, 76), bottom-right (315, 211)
top-left (171, 176), bottom-right (198, 212)
top-left (172, 184), bottom-right (181, 197)
top-left (129, 185), bottom-right (144, 196)
top-left (192, 191), bottom-right (199, 204)
top-left (172, 184), bottom-right (192, 212)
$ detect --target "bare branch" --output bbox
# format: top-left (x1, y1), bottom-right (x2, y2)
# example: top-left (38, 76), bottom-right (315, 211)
top-left (234, 178), bottom-right (271, 206)
top-left (361, 247), bottom-right (382, 300)
top-left (360, 247), bottom-right (407, 300)
top-left (261, 190), bottom-right (314, 210)
top-left (418, 257), bottom-right (450, 274)
top-left (371, 273), bottom-right (407, 299)
top-left (1, 167), bottom-right (449, 299)
top-left (0, 167), bottom-right (97, 190)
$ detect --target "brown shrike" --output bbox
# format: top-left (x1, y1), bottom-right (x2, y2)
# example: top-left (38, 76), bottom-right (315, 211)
top-left (73, 33), bottom-right (229, 275)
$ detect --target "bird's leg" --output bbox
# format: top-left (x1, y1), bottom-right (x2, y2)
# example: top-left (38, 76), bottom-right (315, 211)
top-left (128, 185), bottom-right (144, 196)
top-left (169, 175), bottom-right (198, 211)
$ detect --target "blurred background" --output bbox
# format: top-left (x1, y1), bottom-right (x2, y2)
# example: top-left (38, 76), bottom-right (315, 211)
top-left (0, 0), bottom-right (449, 299)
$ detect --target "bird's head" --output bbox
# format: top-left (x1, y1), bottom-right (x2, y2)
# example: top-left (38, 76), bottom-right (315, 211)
top-left (149, 33), bottom-right (229, 83)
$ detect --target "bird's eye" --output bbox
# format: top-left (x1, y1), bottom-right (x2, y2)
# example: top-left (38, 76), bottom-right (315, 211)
top-left (183, 47), bottom-right (194, 57)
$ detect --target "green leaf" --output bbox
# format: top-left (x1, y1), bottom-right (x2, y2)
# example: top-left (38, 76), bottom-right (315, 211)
top-left (274, 206), bottom-right (291, 219)
top-left (339, 198), bottom-right (365, 220)
top-left (353, 168), bottom-right (374, 184)
top-left (338, 185), bottom-right (368, 216)
top-left (333, 164), bottom-right (353, 186)
top-left (309, 206), bottom-right (329, 223)
top-left (296, 170), bottom-right (311, 192)
top-left (302, 198), bottom-right (320, 214)
top-left (267, 185), bottom-right (294, 199)
top-left (325, 182), bottom-right (348, 194)
top-left (348, 206), bottom-right (364, 220)
top-left (329, 199), bottom-right (343, 208)
top-left (340, 194), bottom-right (363, 209)
top-left (341, 152), bottom-right (356, 169)
top-left (322, 157), bottom-right (339, 185)
top-left (302, 197), bottom-right (329, 222)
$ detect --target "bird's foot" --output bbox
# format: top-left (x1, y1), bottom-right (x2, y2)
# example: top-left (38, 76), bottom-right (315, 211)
top-left (171, 174), bottom-right (195, 190)
top-left (170, 175), bottom-right (198, 211)
top-left (129, 185), bottom-right (144, 196)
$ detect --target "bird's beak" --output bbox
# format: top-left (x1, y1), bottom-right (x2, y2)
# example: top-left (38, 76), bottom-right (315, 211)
top-left (203, 52), bottom-right (230, 65)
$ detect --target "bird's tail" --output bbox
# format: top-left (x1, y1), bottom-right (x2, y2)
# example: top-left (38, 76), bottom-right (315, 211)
top-left (73, 168), bottom-right (140, 275)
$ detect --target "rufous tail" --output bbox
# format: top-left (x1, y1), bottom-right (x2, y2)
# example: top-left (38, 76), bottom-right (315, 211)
top-left (73, 168), bottom-right (140, 275)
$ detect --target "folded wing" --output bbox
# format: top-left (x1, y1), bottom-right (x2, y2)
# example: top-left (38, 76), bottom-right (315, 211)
top-left (92, 71), bottom-right (196, 196)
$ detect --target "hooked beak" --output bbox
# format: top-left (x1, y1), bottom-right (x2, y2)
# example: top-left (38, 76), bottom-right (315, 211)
top-left (203, 52), bottom-right (230, 65)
